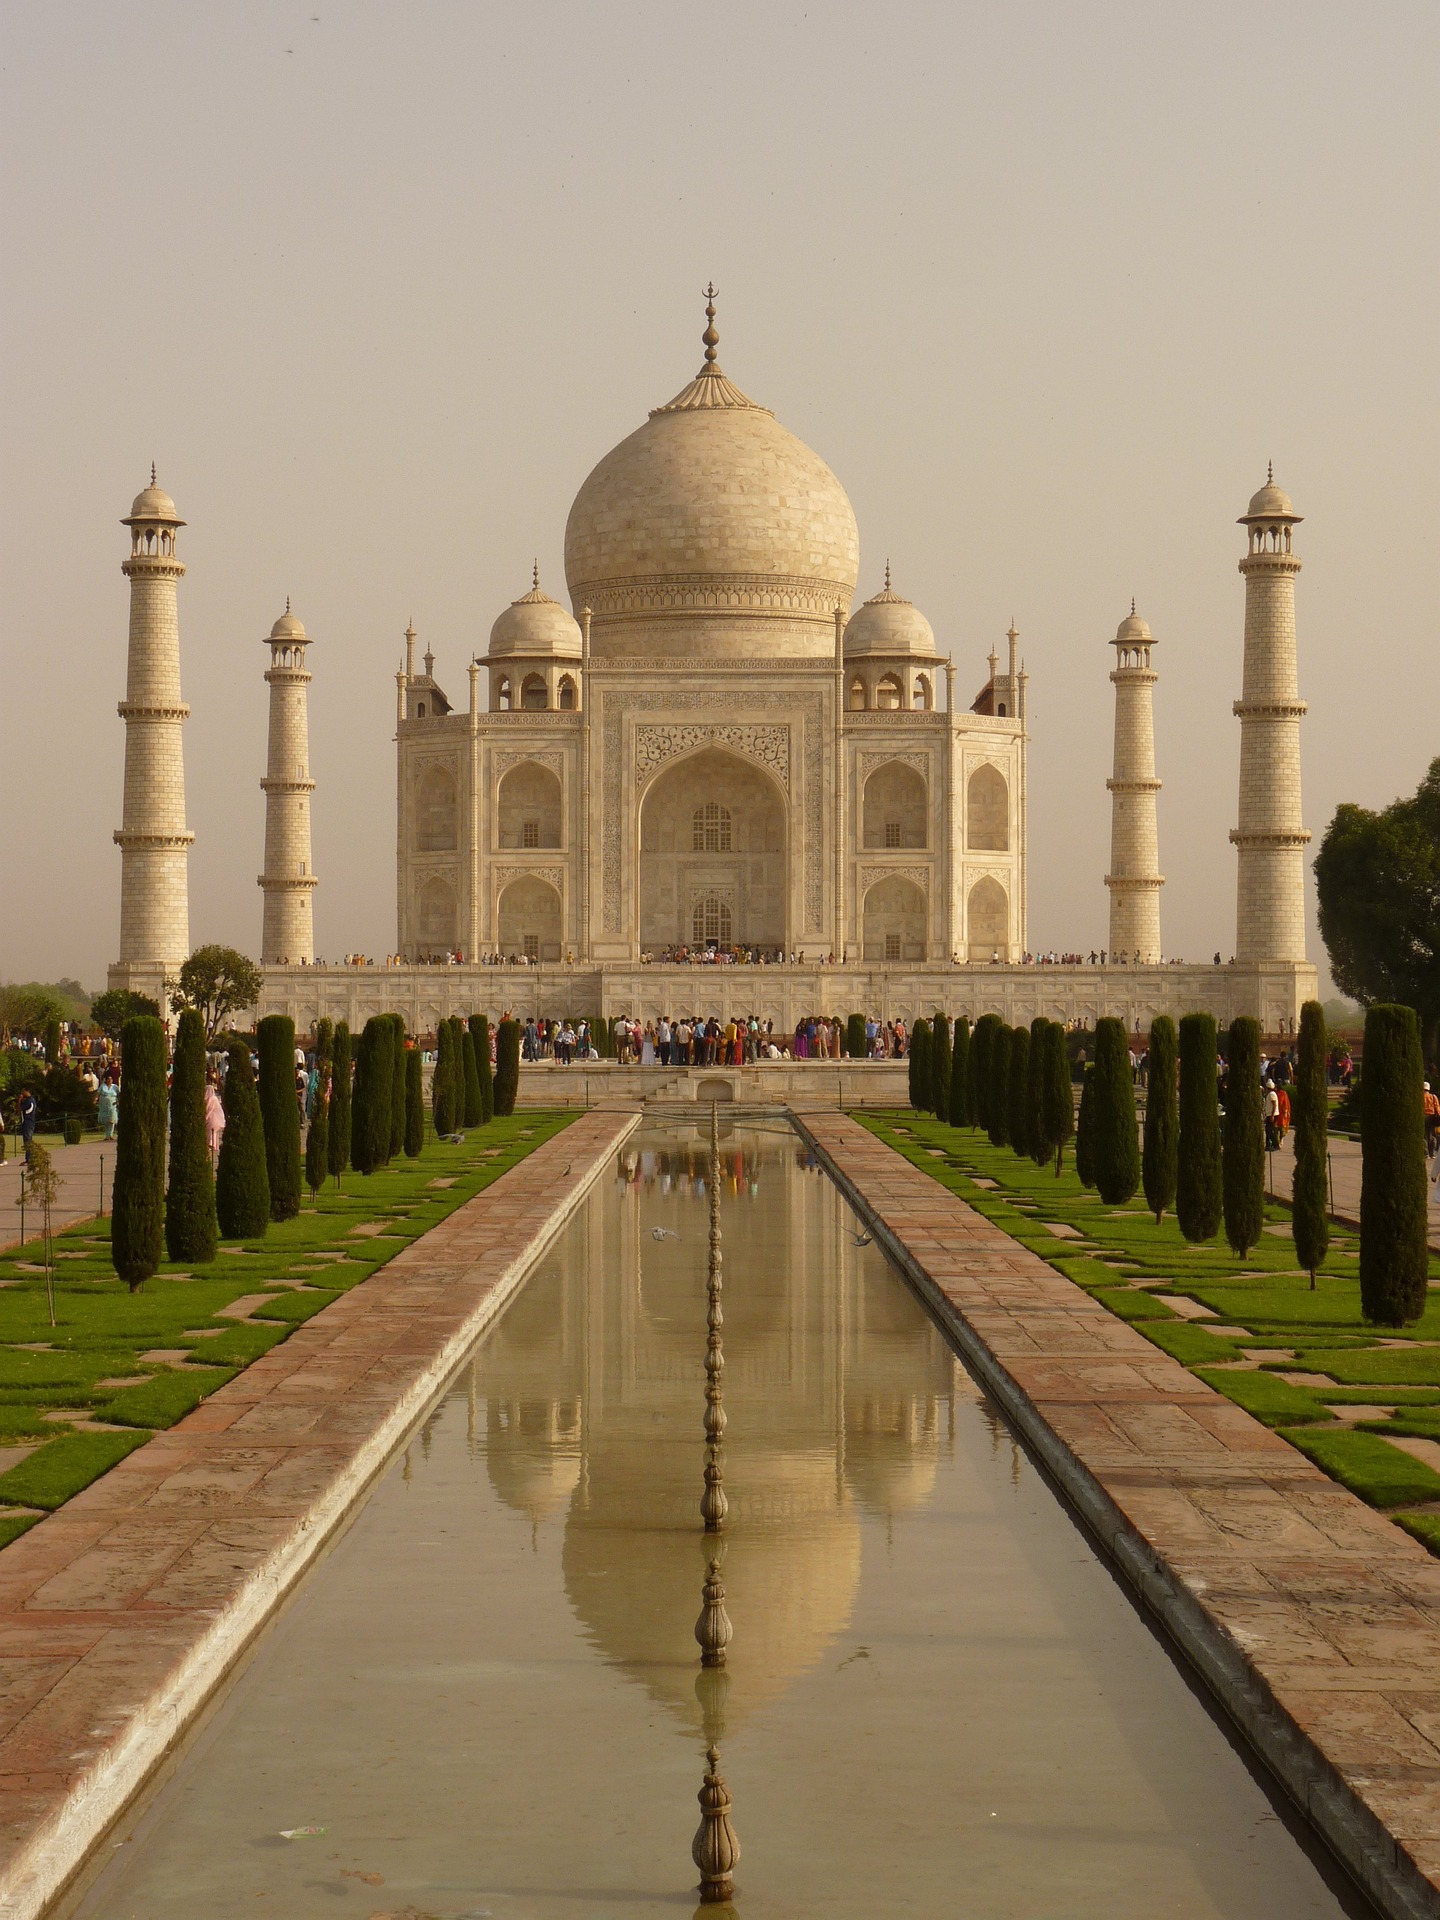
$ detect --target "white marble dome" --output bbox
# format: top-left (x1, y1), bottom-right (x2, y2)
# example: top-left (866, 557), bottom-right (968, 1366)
top-left (844, 572), bottom-right (938, 657)
top-left (489, 570), bottom-right (582, 658)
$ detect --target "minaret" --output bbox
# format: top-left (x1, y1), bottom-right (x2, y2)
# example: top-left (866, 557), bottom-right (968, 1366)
top-left (111, 469), bottom-right (194, 999)
top-left (1231, 470), bottom-right (1308, 961)
top-left (1104, 604), bottom-right (1163, 961)
top-left (258, 603), bottom-right (317, 965)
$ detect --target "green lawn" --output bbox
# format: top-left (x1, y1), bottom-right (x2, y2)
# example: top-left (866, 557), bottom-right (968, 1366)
top-left (0, 1113), bottom-right (574, 1529)
top-left (857, 1111), bottom-right (1440, 1552)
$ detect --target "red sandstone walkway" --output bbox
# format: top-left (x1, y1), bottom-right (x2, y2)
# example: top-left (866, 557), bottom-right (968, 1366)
top-left (797, 1111), bottom-right (1440, 1920)
top-left (0, 1108), bottom-right (639, 1920)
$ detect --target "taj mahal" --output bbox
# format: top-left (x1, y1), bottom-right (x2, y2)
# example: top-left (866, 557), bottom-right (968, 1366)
top-left (107, 293), bottom-right (1318, 1040)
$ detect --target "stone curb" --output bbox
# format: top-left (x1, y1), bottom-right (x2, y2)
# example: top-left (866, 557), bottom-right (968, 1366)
top-left (792, 1111), bottom-right (1439, 1920)
top-left (0, 1110), bottom-right (639, 1920)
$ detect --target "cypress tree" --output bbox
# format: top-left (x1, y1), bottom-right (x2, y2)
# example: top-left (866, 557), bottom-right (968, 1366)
top-left (908, 1018), bottom-right (932, 1113)
top-left (494, 1017), bottom-right (521, 1117)
top-left (111, 1015), bottom-right (167, 1290)
top-left (305, 1019), bottom-right (331, 1199)
top-left (1142, 1015), bottom-right (1179, 1226)
top-left (971, 1013), bottom-right (999, 1131)
top-left (216, 1038), bottom-right (270, 1239)
top-left (256, 1015), bottom-right (302, 1222)
top-left (931, 1013), bottom-right (951, 1119)
top-left (1007, 1024), bottom-right (1031, 1158)
top-left (987, 1023), bottom-right (1011, 1148)
top-left (1091, 1017), bottom-right (1140, 1205)
top-left (350, 1017), bottom-right (388, 1174)
top-left (327, 1021), bottom-right (352, 1186)
top-left (405, 1044), bottom-right (424, 1157)
top-left (471, 1014), bottom-right (494, 1123)
top-left (949, 1017), bottom-right (972, 1127)
top-left (1042, 1021), bottom-right (1074, 1174)
top-left (846, 1012), bottom-right (867, 1059)
top-left (166, 1007), bottom-right (218, 1262)
top-left (461, 1023), bottom-right (483, 1127)
top-left (1221, 1018), bottom-right (1265, 1257)
top-left (1075, 1064), bottom-right (1096, 1188)
top-left (1292, 999), bottom-right (1330, 1289)
top-left (1027, 1017), bottom-right (1049, 1166)
top-left (432, 1020), bottom-right (455, 1137)
top-left (388, 1016), bottom-right (407, 1161)
top-left (1177, 1012), bottom-right (1222, 1242)
top-left (1359, 1004), bottom-right (1429, 1327)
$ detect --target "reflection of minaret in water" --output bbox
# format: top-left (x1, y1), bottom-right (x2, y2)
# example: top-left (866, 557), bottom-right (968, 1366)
top-left (701, 1103), bottom-right (728, 1532)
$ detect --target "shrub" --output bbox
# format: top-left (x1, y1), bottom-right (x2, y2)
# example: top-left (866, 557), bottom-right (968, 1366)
top-left (1091, 1018), bottom-right (1139, 1205)
top-left (908, 1018), bottom-right (932, 1114)
top-left (387, 1015), bottom-right (407, 1161)
top-left (1292, 999), bottom-right (1330, 1288)
top-left (1007, 1024), bottom-right (1031, 1158)
top-left (949, 1018), bottom-right (972, 1127)
top-left (1075, 1065), bottom-right (1096, 1188)
top-left (327, 1021), bottom-right (352, 1183)
top-left (461, 1023), bottom-right (483, 1127)
top-left (405, 1045), bottom-right (424, 1156)
top-left (1027, 1017), bottom-right (1048, 1165)
top-left (165, 1007), bottom-right (218, 1262)
top-left (1177, 1012), bottom-right (1222, 1242)
top-left (432, 1020), bottom-right (456, 1137)
top-left (494, 1018), bottom-right (521, 1117)
top-left (1042, 1021), bottom-right (1074, 1174)
top-left (471, 1014), bottom-right (494, 1123)
top-left (216, 1039), bottom-right (270, 1238)
top-left (63, 1114), bottom-right (82, 1146)
top-left (256, 1014), bottom-right (302, 1222)
top-left (110, 1016), bottom-right (167, 1291)
top-left (987, 1023), bottom-right (1011, 1148)
top-left (1221, 1017), bottom-right (1264, 1257)
top-left (305, 1021), bottom-right (331, 1198)
top-left (846, 1013), bottom-right (866, 1059)
top-left (1142, 1015), bottom-right (1179, 1225)
top-left (1359, 1004), bottom-right (1429, 1327)
top-left (930, 1014), bottom-right (951, 1120)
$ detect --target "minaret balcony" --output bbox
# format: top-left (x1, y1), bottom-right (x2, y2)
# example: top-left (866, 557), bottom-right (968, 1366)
top-left (117, 700), bottom-right (190, 721)
top-left (1232, 698), bottom-right (1307, 720)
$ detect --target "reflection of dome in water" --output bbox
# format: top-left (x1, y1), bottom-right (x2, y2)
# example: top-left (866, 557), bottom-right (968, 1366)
top-left (844, 1394), bottom-right (943, 1516)
top-left (486, 1398), bottom-right (582, 1524)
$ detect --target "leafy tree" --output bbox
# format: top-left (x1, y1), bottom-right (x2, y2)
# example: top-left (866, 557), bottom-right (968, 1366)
top-left (494, 1017), bottom-right (521, 1117)
top-left (470, 1015), bottom-right (494, 1123)
top-left (327, 1021), bottom-right (352, 1185)
top-left (1359, 1004), bottom-right (1429, 1326)
top-left (216, 1040), bottom-right (270, 1237)
top-left (169, 944), bottom-right (263, 1041)
top-left (387, 1015), bottom-right (407, 1161)
top-left (907, 1019), bottom-right (932, 1113)
top-left (1316, 758), bottom-right (1440, 1065)
top-left (1221, 1018), bottom-right (1264, 1258)
top-left (306, 1018), bottom-right (332, 1198)
top-left (1292, 1000), bottom-right (1330, 1289)
top-left (931, 1013), bottom-right (951, 1120)
top-left (111, 1015), bottom-right (166, 1290)
top-left (1074, 1065), bottom-right (1096, 1188)
top-left (257, 1015), bottom-right (302, 1221)
top-left (1091, 1017), bottom-right (1139, 1204)
top-left (1026, 1017), bottom-right (1049, 1165)
top-left (846, 1013), bottom-right (867, 1059)
top-left (432, 1020), bottom-right (456, 1137)
top-left (987, 1023), bottom-right (1011, 1149)
top-left (1176, 1013), bottom-right (1222, 1242)
top-left (165, 1007), bottom-right (217, 1262)
top-left (1141, 1016), bottom-right (1179, 1226)
top-left (405, 1045), bottom-right (424, 1156)
top-left (91, 987), bottom-right (160, 1042)
top-left (1007, 1024), bottom-right (1031, 1158)
top-left (1042, 1021), bottom-right (1074, 1174)
top-left (949, 1017), bottom-right (972, 1127)
top-left (41, 1016), bottom-right (62, 1067)
top-left (461, 1024), bottom-right (483, 1127)
top-left (0, 983), bottom-right (66, 1049)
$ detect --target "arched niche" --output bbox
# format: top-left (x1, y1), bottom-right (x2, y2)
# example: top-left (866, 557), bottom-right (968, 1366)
top-left (912, 673), bottom-right (933, 711)
top-left (638, 747), bottom-right (786, 952)
top-left (966, 764), bottom-right (1009, 851)
top-left (863, 761), bottom-right (927, 849)
top-left (862, 874), bottom-right (927, 962)
top-left (498, 761), bottom-right (562, 849)
top-left (557, 674), bottom-right (578, 710)
top-left (967, 875), bottom-right (1008, 955)
top-left (498, 875), bottom-right (562, 962)
top-left (417, 874), bottom-right (457, 951)
top-left (416, 764), bottom-right (458, 852)
top-left (875, 672), bottom-right (904, 711)
top-left (847, 676), bottom-right (867, 712)
top-left (520, 673), bottom-right (548, 711)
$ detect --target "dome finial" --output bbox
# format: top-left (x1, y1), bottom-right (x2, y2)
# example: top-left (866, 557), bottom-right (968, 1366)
top-left (285, 595), bottom-right (291, 615)
top-left (150, 461), bottom-right (157, 486)
top-left (1267, 459), bottom-right (1274, 486)
top-left (884, 558), bottom-right (891, 592)
top-left (533, 558), bottom-right (540, 591)
top-left (1131, 596), bottom-right (1136, 617)
top-left (701, 282), bottom-right (720, 367)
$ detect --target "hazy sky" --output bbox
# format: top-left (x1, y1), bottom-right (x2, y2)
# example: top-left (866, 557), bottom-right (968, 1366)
top-left (3, 0), bottom-right (1436, 992)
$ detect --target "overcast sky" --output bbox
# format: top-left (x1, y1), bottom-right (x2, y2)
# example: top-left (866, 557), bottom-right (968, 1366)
top-left (3, 0), bottom-right (1436, 992)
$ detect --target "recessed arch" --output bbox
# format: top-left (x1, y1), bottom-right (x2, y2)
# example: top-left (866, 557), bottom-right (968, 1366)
top-left (557, 674), bottom-right (577, 710)
top-left (862, 874), bottom-right (927, 962)
top-left (497, 875), bottom-right (562, 962)
top-left (416, 764), bottom-right (458, 851)
top-left (498, 761), bottom-right (562, 849)
top-left (638, 746), bottom-right (786, 952)
top-left (520, 673), bottom-right (547, 711)
top-left (966, 764), bottom-right (1009, 851)
top-left (863, 761), bottom-right (927, 849)
top-left (876, 671), bottom-right (904, 711)
top-left (417, 873), bottom-right (457, 950)
top-left (967, 875), bottom-right (1008, 954)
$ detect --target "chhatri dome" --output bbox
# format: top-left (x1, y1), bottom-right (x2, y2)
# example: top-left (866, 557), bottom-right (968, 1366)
top-left (564, 288), bottom-right (860, 660)
top-left (843, 564), bottom-right (939, 657)
top-left (124, 465), bottom-right (183, 526)
top-left (488, 563), bottom-right (582, 658)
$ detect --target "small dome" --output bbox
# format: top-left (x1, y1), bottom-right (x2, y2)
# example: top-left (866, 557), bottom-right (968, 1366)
top-left (270, 604), bottom-right (307, 643)
top-left (124, 472), bottom-right (183, 525)
top-left (1114, 609), bottom-right (1152, 643)
top-left (1240, 468), bottom-right (1300, 523)
top-left (843, 571), bottom-right (937, 657)
top-left (489, 569), bottom-right (582, 659)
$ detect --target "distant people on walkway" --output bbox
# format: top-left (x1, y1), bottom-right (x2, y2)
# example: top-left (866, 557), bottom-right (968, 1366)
top-left (97, 1073), bottom-right (119, 1142)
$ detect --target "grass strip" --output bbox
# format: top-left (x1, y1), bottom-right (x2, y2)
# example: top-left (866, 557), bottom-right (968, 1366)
top-left (1194, 1368), bottom-right (1334, 1428)
top-left (1280, 1427), bottom-right (1440, 1509)
top-left (101, 1366), bottom-right (238, 1430)
top-left (0, 1430), bottom-right (152, 1510)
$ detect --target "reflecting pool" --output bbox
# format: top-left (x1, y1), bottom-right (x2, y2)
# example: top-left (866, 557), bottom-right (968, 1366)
top-left (61, 1121), bottom-right (1366, 1918)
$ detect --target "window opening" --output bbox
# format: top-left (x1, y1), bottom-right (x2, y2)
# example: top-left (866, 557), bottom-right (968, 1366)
top-left (692, 802), bottom-right (732, 852)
